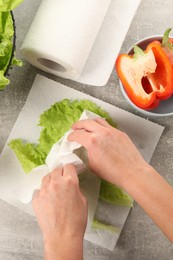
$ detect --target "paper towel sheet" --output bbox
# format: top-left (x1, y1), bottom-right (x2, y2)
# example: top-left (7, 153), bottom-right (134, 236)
top-left (21, 0), bottom-right (141, 86)
top-left (0, 75), bottom-right (164, 250)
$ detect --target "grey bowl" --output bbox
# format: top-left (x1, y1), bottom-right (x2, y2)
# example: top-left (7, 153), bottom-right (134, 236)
top-left (119, 35), bottom-right (173, 117)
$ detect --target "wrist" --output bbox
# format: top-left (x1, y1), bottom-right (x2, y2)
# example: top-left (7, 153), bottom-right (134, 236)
top-left (122, 162), bottom-right (157, 199)
top-left (44, 232), bottom-right (84, 260)
top-left (121, 161), bottom-right (154, 192)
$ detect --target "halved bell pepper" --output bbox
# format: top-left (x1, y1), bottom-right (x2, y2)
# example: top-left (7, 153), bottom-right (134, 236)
top-left (116, 41), bottom-right (173, 109)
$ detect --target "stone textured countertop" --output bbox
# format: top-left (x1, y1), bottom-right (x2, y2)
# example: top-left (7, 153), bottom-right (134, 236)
top-left (0, 0), bottom-right (173, 259)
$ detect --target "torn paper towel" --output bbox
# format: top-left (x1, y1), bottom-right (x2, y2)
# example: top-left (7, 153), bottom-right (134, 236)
top-left (46, 110), bottom-right (101, 172)
top-left (12, 110), bottom-right (101, 231)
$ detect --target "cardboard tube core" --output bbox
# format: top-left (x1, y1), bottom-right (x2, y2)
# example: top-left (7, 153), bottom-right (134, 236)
top-left (38, 58), bottom-right (66, 72)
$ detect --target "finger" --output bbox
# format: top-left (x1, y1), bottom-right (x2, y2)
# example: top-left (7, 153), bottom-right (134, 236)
top-left (63, 164), bottom-right (79, 183)
top-left (32, 189), bottom-right (40, 208)
top-left (33, 189), bottom-right (40, 198)
top-left (68, 130), bottom-right (92, 149)
top-left (82, 195), bottom-right (88, 209)
top-left (32, 189), bottom-right (40, 202)
top-left (95, 118), bottom-right (113, 129)
top-left (71, 119), bottom-right (102, 132)
top-left (50, 167), bottom-right (64, 181)
top-left (41, 172), bottom-right (51, 188)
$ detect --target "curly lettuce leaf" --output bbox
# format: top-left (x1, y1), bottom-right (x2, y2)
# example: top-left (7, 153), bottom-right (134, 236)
top-left (37, 99), bottom-right (117, 154)
top-left (99, 180), bottom-right (133, 207)
top-left (9, 139), bottom-right (45, 174)
top-left (0, 0), bottom-right (24, 11)
top-left (0, 70), bottom-right (9, 88)
top-left (9, 99), bottom-right (116, 173)
top-left (11, 55), bottom-right (23, 66)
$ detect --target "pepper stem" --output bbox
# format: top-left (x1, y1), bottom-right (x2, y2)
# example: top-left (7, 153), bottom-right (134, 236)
top-left (133, 45), bottom-right (145, 60)
top-left (161, 27), bottom-right (173, 50)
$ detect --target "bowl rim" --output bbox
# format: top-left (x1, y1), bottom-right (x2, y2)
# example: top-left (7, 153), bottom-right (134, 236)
top-left (4, 11), bottom-right (16, 76)
top-left (119, 80), bottom-right (173, 117)
top-left (119, 34), bottom-right (173, 117)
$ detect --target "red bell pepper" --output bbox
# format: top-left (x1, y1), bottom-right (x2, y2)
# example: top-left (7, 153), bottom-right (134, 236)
top-left (116, 41), bottom-right (173, 109)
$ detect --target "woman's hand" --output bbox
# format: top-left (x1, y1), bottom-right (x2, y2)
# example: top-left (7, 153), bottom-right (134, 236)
top-left (32, 164), bottom-right (87, 260)
top-left (68, 118), bottom-right (147, 189)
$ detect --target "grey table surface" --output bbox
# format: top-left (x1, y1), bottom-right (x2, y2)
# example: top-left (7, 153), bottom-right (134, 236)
top-left (0, 0), bottom-right (173, 259)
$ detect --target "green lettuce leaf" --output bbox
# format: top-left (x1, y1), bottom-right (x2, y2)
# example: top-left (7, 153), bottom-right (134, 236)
top-left (9, 139), bottom-right (45, 174)
top-left (9, 99), bottom-right (116, 173)
top-left (99, 180), bottom-right (133, 207)
top-left (11, 55), bottom-right (23, 66)
top-left (0, 70), bottom-right (9, 88)
top-left (0, 0), bottom-right (24, 11)
top-left (37, 99), bottom-right (117, 155)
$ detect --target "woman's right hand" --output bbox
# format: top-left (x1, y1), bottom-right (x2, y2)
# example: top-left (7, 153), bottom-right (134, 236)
top-left (68, 118), bottom-right (148, 189)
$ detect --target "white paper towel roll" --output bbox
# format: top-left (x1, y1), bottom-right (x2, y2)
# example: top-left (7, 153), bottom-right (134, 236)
top-left (21, 0), bottom-right (111, 80)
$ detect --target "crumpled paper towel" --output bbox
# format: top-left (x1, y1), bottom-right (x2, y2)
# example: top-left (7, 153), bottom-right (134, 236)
top-left (12, 110), bottom-right (101, 231)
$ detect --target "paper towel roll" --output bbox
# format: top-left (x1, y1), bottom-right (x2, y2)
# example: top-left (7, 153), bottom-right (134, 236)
top-left (21, 0), bottom-right (111, 80)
